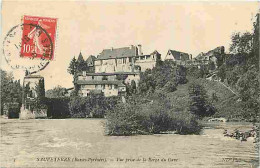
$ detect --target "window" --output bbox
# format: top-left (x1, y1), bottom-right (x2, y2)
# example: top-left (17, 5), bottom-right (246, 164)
top-left (92, 76), bottom-right (94, 80)
top-left (102, 76), bottom-right (108, 80)
top-left (108, 85), bottom-right (112, 90)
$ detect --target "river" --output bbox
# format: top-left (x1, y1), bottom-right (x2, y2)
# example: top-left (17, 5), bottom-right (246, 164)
top-left (0, 118), bottom-right (258, 168)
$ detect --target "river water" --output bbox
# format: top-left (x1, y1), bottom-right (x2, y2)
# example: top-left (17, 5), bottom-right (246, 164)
top-left (0, 118), bottom-right (258, 168)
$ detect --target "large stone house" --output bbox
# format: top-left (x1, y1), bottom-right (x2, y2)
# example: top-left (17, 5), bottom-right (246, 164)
top-left (165, 49), bottom-right (191, 65)
top-left (75, 72), bottom-right (140, 97)
top-left (74, 45), bottom-right (160, 97)
top-left (95, 45), bottom-right (161, 73)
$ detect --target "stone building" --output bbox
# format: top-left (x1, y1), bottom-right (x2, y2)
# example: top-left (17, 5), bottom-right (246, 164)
top-left (20, 75), bottom-right (47, 119)
top-left (194, 46), bottom-right (225, 70)
top-left (75, 72), bottom-right (140, 97)
top-left (165, 49), bottom-right (191, 65)
top-left (74, 45), bottom-right (160, 97)
top-left (135, 50), bottom-right (161, 72)
top-left (95, 45), bottom-right (161, 73)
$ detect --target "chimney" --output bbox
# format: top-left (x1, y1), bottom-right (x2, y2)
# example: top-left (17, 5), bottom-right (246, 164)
top-left (137, 44), bottom-right (142, 56)
top-left (129, 45), bottom-right (134, 49)
top-left (190, 54), bottom-right (192, 60)
top-left (111, 47), bottom-right (113, 51)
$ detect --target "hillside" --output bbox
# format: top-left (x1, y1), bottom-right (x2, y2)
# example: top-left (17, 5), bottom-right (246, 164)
top-left (165, 77), bottom-right (242, 121)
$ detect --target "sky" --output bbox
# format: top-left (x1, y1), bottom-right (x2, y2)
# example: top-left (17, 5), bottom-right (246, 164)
top-left (1, 1), bottom-right (259, 90)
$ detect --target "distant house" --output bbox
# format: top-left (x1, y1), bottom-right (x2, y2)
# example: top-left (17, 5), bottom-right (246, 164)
top-left (135, 50), bottom-right (161, 71)
top-left (165, 49), bottom-right (191, 65)
top-left (194, 46), bottom-right (225, 69)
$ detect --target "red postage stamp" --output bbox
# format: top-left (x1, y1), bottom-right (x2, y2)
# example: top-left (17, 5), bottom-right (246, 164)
top-left (20, 15), bottom-right (57, 60)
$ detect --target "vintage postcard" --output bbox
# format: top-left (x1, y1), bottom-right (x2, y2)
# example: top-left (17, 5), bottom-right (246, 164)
top-left (1, 1), bottom-right (259, 168)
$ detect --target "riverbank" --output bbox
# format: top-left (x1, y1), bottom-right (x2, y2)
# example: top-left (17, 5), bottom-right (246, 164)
top-left (0, 118), bottom-right (258, 168)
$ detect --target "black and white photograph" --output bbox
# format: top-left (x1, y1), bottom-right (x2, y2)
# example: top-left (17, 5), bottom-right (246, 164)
top-left (0, 1), bottom-right (259, 167)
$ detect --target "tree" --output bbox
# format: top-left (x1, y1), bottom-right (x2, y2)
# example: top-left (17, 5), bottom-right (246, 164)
top-left (175, 65), bottom-right (187, 84)
top-left (32, 79), bottom-right (46, 110)
top-left (237, 67), bottom-right (259, 121)
top-left (0, 69), bottom-right (22, 114)
top-left (126, 80), bottom-right (137, 95)
top-left (67, 57), bottom-right (78, 76)
top-left (229, 32), bottom-right (253, 54)
top-left (188, 81), bottom-right (216, 118)
top-left (45, 85), bottom-right (67, 98)
top-left (217, 65), bottom-right (226, 82)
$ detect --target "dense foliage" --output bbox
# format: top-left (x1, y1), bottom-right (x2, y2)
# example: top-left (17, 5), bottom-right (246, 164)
top-left (215, 15), bottom-right (259, 122)
top-left (0, 69), bottom-right (23, 114)
top-left (45, 85), bottom-right (68, 98)
top-left (105, 92), bottom-right (201, 136)
top-left (188, 80), bottom-right (216, 118)
top-left (45, 97), bottom-right (70, 118)
top-left (138, 61), bottom-right (187, 94)
top-left (69, 94), bottom-right (119, 118)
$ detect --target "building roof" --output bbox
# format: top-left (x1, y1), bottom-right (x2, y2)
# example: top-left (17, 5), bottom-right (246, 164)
top-left (150, 50), bottom-right (161, 55)
top-left (86, 55), bottom-right (96, 63)
top-left (24, 75), bottom-right (44, 79)
top-left (195, 46), bottom-right (224, 60)
top-left (97, 46), bottom-right (137, 60)
top-left (77, 72), bottom-right (139, 77)
top-left (66, 87), bottom-right (74, 91)
top-left (77, 52), bottom-right (84, 62)
top-left (167, 50), bottom-right (190, 60)
top-left (76, 80), bottom-right (126, 86)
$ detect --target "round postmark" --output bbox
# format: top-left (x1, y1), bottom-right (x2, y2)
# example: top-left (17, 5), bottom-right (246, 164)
top-left (3, 23), bottom-right (53, 74)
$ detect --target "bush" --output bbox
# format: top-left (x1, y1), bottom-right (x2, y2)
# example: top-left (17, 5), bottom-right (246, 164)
top-left (105, 93), bottom-right (201, 136)
top-left (45, 97), bottom-right (70, 118)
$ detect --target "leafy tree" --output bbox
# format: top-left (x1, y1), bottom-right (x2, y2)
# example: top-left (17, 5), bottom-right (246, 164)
top-left (32, 78), bottom-right (46, 110)
top-left (126, 80), bottom-right (137, 95)
top-left (217, 65), bottom-right (226, 82)
top-left (237, 67), bottom-right (259, 121)
top-left (188, 81), bottom-right (216, 118)
top-left (175, 65), bottom-right (187, 84)
top-left (229, 32), bottom-right (253, 54)
top-left (0, 69), bottom-right (22, 114)
top-left (163, 78), bottom-right (177, 92)
top-left (45, 85), bottom-right (67, 98)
